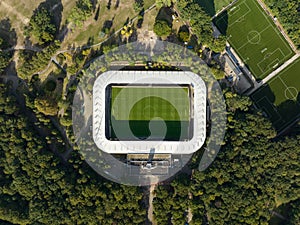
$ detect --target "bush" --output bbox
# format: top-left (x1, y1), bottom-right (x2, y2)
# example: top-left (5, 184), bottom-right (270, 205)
top-left (153, 20), bottom-right (172, 37)
top-left (133, 0), bottom-right (144, 12)
top-left (178, 30), bottom-right (189, 42)
top-left (45, 80), bottom-right (57, 92)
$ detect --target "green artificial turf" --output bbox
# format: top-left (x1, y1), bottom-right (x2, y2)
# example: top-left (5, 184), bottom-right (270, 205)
top-left (111, 86), bottom-right (190, 121)
top-left (214, 0), bottom-right (294, 80)
top-left (108, 85), bottom-right (192, 140)
top-left (251, 57), bottom-right (300, 131)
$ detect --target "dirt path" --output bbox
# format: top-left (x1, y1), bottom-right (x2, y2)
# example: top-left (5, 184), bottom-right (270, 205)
top-left (187, 191), bottom-right (193, 223)
top-left (147, 184), bottom-right (157, 225)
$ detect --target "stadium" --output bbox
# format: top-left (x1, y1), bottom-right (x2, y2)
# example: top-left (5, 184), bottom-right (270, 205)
top-left (93, 70), bottom-right (207, 155)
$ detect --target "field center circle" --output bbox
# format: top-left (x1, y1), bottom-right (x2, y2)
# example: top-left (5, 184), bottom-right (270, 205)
top-left (284, 86), bottom-right (298, 100)
top-left (142, 105), bottom-right (156, 118)
top-left (247, 30), bottom-right (261, 44)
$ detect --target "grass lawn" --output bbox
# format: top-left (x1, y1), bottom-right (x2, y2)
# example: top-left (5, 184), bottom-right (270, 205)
top-left (213, 0), bottom-right (294, 80)
top-left (251, 57), bottom-right (300, 131)
top-left (0, 0), bottom-right (43, 45)
top-left (109, 86), bottom-right (191, 140)
top-left (67, 0), bottom-right (155, 47)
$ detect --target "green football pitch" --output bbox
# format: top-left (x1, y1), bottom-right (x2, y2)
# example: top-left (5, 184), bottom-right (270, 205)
top-left (213, 0), bottom-right (294, 80)
top-left (108, 86), bottom-right (191, 140)
top-left (251, 57), bottom-right (300, 131)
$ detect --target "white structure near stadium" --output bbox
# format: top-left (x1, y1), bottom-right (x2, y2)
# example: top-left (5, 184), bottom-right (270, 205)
top-left (93, 70), bottom-right (206, 155)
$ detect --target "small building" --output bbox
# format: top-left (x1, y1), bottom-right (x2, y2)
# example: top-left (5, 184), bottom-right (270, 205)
top-left (224, 53), bottom-right (242, 77)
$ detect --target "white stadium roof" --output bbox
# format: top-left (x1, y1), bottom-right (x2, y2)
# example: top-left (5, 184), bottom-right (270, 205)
top-left (93, 70), bottom-right (206, 154)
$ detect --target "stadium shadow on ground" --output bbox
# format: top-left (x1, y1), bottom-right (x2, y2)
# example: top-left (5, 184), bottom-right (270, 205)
top-left (107, 117), bottom-right (192, 141)
top-left (251, 84), bottom-right (300, 132)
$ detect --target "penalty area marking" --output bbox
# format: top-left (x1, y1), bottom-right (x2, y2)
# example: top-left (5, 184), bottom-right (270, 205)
top-left (227, 1), bottom-right (251, 28)
top-left (257, 48), bottom-right (285, 73)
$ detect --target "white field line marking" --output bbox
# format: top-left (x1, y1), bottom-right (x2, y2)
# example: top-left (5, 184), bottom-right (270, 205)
top-left (252, 0), bottom-right (293, 56)
top-left (257, 48), bottom-right (284, 74)
top-left (236, 25), bottom-right (271, 51)
top-left (279, 76), bottom-right (300, 105)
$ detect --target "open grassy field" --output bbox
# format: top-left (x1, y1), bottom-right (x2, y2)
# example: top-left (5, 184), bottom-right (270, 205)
top-left (109, 86), bottom-right (191, 140)
top-left (69, 0), bottom-right (155, 47)
top-left (251, 57), bottom-right (300, 131)
top-left (213, 0), bottom-right (294, 80)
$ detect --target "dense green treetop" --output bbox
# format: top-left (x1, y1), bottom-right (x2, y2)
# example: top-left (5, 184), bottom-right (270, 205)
top-left (25, 7), bottom-right (56, 45)
top-left (263, 0), bottom-right (300, 49)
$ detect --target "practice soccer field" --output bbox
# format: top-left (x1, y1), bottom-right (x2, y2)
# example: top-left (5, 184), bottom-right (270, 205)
top-left (251, 57), bottom-right (300, 131)
top-left (213, 0), bottom-right (294, 80)
top-left (107, 85), bottom-right (192, 140)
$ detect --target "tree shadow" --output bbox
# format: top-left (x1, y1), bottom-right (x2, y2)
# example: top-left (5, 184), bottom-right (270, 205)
top-left (94, 5), bottom-right (101, 21)
top-left (107, 0), bottom-right (112, 10)
top-left (252, 84), bottom-right (300, 132)
top-left (213, 10), bottom-right (229, 35)
top-left (128, 25), bottom-right (138, 42)
top-left (278, 100), bottom-right (300, 120)
top-left (0, 18), bottom-right (17, 50)
top-left (0, 18), bottom-right (17, 78)
top-left (137, 8), bottom-right (145, 29)
top-left (114, 0), bottom-right (120, 9)
top-left (102, 17), bottom-right (115, 34)
top-left (195, 0), bottom-right (216, 17)
top-left (155, 7), bottom-right (173, 26)
top-left (57, 24), bottom-right (69, 42)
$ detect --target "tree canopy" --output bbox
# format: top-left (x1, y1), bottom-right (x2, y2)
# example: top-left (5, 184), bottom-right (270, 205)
top-left (153, 20), bottom-right (172, 37)
top-left (25, 7), bottom-right (56, 45)
top-left (0, 83), bottom-right (147, 224)
top-left (263, 0), bottom-right (300, 49)
top-left (153, 90), bottom-right (300, 224)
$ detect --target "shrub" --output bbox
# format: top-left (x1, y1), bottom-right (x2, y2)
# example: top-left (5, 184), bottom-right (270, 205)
top-left (153, 20), bottom-right (172, 37)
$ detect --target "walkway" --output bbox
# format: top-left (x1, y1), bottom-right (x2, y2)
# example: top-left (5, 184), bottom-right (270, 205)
top-left (212, 0), bottom-right (238, 19)
top-left (147, 184), bottom-right (157, 225)
top-left (246, 53), bottom-right (300, 95)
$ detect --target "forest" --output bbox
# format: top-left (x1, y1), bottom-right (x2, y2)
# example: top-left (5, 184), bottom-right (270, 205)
top-left (263, 0), bottom-right (300, 49)
top-left (153, 91), bottom-right (300, 224)
top-left (0, 82), bottom-right (146, 224)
